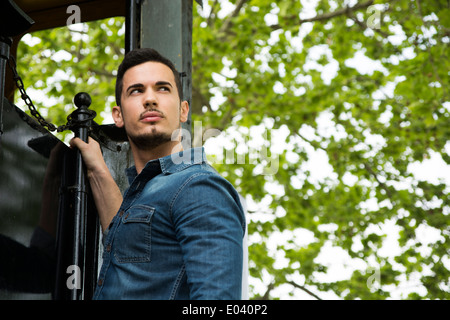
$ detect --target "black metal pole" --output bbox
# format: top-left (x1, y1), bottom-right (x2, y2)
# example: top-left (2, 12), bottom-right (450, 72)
top-left (70, 92), bottom-right (93, 300)
top-left (125, 0), bottom-right (141, 53)
top-left (0, 36), bottom-right (11, 138)
top-left (0, 0), bottom-right (35, 137)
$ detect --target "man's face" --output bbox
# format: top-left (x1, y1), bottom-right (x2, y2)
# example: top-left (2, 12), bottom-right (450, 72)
top-left (112, 61), bottom-right (189, 150)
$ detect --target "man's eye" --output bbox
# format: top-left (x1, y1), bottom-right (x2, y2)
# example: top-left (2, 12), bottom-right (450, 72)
top-left (130, 89), bottom-right (141, 95)
top-left (159, 86), bottom-right (170, 92)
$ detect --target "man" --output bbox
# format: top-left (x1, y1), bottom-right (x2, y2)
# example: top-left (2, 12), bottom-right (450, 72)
top-left (70, 48), bottom-right (245, 299)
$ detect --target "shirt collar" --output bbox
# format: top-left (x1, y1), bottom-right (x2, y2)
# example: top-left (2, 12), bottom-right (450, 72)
top-left (126, 147), bottom-right (207, 184)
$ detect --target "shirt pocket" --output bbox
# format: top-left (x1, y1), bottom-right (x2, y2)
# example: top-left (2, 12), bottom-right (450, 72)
top-left (113, 205), bottom-right (154, 263)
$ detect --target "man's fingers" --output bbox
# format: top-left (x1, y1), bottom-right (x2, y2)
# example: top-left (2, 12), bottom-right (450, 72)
top-left (68, 137), bottom-right (103, 172)
top-left (69, 137), bottom-right (95, 149)
top-left (69, 137), bottom-right (83, 149)
top-left (69, 137), bottom-right (76, 149)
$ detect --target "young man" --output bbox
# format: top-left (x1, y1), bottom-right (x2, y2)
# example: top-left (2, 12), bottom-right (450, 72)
top-left (70, 48), bottom-right (245, 299)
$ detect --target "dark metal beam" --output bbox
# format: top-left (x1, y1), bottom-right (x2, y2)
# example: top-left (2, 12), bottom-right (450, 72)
top-left (140, 0), bottom-right (193, 144)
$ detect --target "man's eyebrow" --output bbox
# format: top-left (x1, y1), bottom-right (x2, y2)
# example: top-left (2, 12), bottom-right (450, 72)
top-left (126, 83), bottom-right (144, 93)
top-left (155, 81), bottom-right (173, 87)
top-left (126, 82), bottom-right (173, 92)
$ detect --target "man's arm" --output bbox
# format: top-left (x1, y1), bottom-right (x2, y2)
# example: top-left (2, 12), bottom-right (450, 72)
top-left (70, 137), bottom-right (122, 231)
top-left (171, 172), bottom-right (245, 299)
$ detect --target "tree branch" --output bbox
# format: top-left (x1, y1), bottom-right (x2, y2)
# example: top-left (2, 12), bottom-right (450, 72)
top-left (349, 15), bottom-right (390, 37)
top-left (294, 131), bottom-right (327, 152)
top-left (219, 0), bottom-right (249, 34)
top-left (270, 0), bottom-right (376, 30)
top-left (287, 281), bottom-right (323, 300)
top-left (363, 163), bottom-right (393, 198)
top-left (260, 282), bottom-right (275, 300)
top-left (89, 68), bottom-right (115, 79)
top-left (207, 0), bottom-right (220, 27)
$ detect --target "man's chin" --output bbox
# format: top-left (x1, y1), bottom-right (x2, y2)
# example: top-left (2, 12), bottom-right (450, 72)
top-left (128, 132), bottom-right (172, 151)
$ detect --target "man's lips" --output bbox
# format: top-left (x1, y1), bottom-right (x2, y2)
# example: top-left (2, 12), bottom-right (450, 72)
top-left (140, 111), bottom-right (164, 122)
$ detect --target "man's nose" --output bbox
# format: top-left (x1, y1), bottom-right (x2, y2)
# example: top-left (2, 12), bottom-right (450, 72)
top-left (143, 91), bottom-right (157, 108)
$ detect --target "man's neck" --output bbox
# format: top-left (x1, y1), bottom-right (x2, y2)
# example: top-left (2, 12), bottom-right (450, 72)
top-left (131, 140), bottom-right (184, 174)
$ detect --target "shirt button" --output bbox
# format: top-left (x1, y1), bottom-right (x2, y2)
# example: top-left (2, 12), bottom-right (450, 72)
top-left (98, 279), bottom-right (104, 286)
top-left (119, 210), bottom-right (124, 217)
top-left (106, 244), bottom-right (111, 252)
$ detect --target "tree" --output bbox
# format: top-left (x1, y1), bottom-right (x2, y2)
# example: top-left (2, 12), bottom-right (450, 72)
top-left (15, 18), bottom-right (125, 133)
top-left (15, 0), bottom-right (449, 299)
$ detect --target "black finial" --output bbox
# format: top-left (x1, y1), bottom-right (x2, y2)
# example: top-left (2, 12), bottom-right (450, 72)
top-left (74, 92), bottom-right (91, 109)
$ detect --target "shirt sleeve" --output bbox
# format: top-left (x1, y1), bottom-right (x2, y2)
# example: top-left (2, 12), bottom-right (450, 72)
top-left (170, 171), bottom-right (246, 300)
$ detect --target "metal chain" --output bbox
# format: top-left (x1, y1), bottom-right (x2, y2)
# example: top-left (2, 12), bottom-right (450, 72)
top-left (7, 55), bottom-right (60, 132)
top-left (7, 55), bottom-right (98, 133)
top-left (7, 56), bottom-right (97, 133)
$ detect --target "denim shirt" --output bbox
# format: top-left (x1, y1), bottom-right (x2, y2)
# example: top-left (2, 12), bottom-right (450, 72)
top-left (93, 147), bottom-right (245, 300)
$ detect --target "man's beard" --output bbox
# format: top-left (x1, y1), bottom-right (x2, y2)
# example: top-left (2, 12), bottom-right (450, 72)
top-left (126, 126), bottom-right (172, 151)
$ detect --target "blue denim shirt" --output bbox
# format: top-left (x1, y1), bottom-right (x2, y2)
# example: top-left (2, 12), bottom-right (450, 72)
top-left (93, 147), bottom-right (245, 300)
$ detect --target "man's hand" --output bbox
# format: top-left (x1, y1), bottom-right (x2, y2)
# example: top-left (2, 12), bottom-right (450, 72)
top-left (69, 137), bottom-right (105, 176)
top-left (69, 136), bottom-right (122, 231)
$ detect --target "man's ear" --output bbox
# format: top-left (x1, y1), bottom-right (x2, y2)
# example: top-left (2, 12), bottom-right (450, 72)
top-left (112, 106), bottom-right (124, 128)
top-left (180, 101), bottom-right (189, 123)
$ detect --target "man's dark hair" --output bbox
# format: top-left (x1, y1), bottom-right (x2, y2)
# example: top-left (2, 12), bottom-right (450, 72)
top-left (115, 48), bottom-right (183, 106)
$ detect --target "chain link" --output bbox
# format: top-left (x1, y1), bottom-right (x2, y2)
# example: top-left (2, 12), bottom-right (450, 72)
top-left (7, 55), bottom-right (97, 133)
top-left (7, 55), bottom-right (60, 132)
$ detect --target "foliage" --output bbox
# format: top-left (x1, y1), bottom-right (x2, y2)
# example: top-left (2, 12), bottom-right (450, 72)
top-left (15, 0), bottom-right (449, 299)
top-left (16, 18), bottom-right (125, 138)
